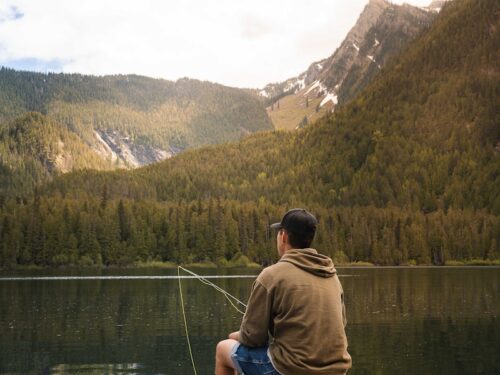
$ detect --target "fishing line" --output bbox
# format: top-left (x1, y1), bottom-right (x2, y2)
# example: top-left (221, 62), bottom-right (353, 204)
top-left (177, 266), bottom-right (249, 375)
top-left (178, 266), bottom-right (247, 314)
top-left (177, 266), bottom-right (198, 375)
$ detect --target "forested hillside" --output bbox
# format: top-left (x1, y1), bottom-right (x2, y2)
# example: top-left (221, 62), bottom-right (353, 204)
top-left (0, 70), bottom-right (273, 195)
top-left (0, 0), bottom-right (498, 268)
top-left (0, 71), bottom-right (272, 147)
top-left (0, 112), bottom-right (118, 197)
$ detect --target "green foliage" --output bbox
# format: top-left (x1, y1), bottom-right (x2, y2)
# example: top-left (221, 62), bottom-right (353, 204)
top-left (0, 0), bottom-right (498, 268)
top-left (42, 1), bottom-right (499, 216)
top-left (0, 69), bottom-right (273, 197)
top-left (0, 197), bottom-right (497, 268)
top-left (0, 112), bottom-right (114, 197)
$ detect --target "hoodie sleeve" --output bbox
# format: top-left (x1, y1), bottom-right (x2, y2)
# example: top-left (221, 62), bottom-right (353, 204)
top-left (239, 279), bottom-right (272, 347)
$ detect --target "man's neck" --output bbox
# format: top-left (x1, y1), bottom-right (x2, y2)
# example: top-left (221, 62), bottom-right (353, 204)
top-left (279, 245), bottom-right (293, 257)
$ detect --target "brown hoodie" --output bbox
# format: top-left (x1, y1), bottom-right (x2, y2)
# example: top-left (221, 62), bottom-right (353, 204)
top-left (239, 248), bottom-right (352, 375)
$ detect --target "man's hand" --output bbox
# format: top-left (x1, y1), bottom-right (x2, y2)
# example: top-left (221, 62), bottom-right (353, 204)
top-left (228, 331), bottom-right (240, 341)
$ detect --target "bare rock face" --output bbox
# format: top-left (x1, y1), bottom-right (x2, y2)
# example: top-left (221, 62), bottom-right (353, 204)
top-left (313, 0), bottom-right (391, 101)
top-left (93, 129), bottom-right (175, 168)
top-left (262, 0), bottom-right (437, 129)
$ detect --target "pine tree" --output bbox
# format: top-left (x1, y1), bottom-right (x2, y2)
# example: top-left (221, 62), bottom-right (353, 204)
top-left (117, 199), bottom-right (130, 242)
top-left (100, 184), bottom-right (109, 210)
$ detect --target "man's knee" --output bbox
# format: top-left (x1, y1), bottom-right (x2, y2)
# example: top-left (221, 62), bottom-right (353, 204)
top-left (216, 339), bottom-right (238, 362)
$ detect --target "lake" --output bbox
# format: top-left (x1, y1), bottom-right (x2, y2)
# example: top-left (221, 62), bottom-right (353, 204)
top-left (0, 267), bottom-right (498, 374)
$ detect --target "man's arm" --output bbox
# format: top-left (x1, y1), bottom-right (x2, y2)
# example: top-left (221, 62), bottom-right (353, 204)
top-left (238, 279), bottom-right (273, 347)
top-left (228, 331), bottom-right (240, 341)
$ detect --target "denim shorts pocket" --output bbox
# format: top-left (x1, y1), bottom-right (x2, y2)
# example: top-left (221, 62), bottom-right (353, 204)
top-left (263, 366), bottom-right (280, 375)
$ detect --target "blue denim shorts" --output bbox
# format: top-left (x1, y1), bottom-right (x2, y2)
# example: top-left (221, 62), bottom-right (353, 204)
top-left (230, 342), bottom-right (281, 375)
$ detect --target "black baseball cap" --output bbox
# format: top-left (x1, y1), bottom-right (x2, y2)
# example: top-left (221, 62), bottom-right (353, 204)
top-left (270, 208), bottom-right (317, 235)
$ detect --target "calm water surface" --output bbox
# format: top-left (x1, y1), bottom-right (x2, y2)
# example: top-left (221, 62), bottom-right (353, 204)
top-left (0, 267), bottom-right (498, 374)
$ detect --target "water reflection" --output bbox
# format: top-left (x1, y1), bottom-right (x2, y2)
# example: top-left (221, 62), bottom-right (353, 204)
top-left (50, 363), bottom-right (147, 375)
top-left (0, 267), bottom-right (498, 374)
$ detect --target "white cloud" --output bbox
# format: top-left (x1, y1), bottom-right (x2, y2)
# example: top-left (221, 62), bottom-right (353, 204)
top-left (0, 0), bottom-right (434, 88)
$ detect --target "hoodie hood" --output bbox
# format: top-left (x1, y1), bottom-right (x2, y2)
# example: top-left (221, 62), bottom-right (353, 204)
top-left (279, 248), bottom-right (337, 278)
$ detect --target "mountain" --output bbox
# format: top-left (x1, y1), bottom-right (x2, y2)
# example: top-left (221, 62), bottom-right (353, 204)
top-left (44, 0), bottom-right (499, 211)
top-left (0, 112), bottom-right (116, 196)
top-left (261, 0), bottom-right (437, 130)
top-left (0, 70), bottom-right (273, 194)
top-left (1, 0), bottom-right (498, 268)
top-left (0, 70), bottom-right (272, 165)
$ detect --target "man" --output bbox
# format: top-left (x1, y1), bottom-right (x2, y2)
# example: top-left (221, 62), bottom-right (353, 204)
top-left (215, 208), bottom-right (352, 375)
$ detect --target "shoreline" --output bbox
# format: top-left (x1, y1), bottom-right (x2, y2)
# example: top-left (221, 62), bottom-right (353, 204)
top-left (1, 259), bottom-right (499, 271)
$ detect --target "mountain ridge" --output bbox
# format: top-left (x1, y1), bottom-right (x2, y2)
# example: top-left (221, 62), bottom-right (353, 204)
top-left (0, 70), bottom-right (273, 194)
top-left (0, 68), bottom-right (273, 152)
top-left (44, 0), bottom-right (498, 214)
top-left (262, 0), bottom-right (437, 130)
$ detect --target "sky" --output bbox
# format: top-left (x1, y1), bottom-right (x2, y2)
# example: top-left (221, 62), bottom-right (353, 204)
top-left (0, 0), bottom-right (433, 88)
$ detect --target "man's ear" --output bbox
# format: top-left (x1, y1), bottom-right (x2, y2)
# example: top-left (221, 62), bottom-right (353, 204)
top-left (282, 230), bottom-right (289, 244)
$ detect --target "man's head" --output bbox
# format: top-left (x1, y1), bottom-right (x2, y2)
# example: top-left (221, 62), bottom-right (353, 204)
top-left (270, 208), bottom-right (317, 256)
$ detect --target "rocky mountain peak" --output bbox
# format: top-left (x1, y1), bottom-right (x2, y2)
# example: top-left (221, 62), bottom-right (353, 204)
top-left (262, 0), bottom-right (436, 130)
top-left (348, 0), bottom-right (390, 42)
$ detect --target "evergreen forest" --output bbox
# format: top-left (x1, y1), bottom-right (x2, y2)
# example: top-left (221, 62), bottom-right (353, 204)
top-left (0, 0), bottom-right (498, 268)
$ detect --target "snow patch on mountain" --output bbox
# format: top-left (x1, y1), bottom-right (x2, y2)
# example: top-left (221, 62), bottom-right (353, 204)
top-left (295, 78), bottom-right (306, 91)
top-left (320, 92), bottom-right (338, 108)
top-left (423, 0), bottom-right (452, 13)
top-left (304, 80), bottom-right (328, 96)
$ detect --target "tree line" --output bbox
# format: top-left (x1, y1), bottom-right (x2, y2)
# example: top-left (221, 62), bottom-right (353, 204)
top-left (0, 0), bottom-right (498, 268)
top-left (0, 195), bottom-right (497, 268)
